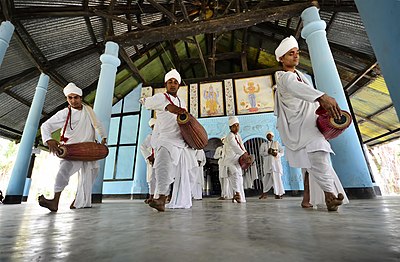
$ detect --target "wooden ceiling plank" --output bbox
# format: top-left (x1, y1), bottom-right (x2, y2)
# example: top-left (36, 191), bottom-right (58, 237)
top-left (108, 2), bottom-right (313, 46)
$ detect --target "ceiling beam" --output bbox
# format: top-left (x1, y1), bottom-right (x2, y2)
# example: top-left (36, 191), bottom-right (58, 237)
top-left (0, 67), bottom-right (40, 94)
top-left (107, 2), bottom-right (313, 46)
top-left (119, 47), bottom-right (146, 83)
top-left (346, 61), bottom-right (378, 95)
top-left (146, 0), bottom-right (177, 23)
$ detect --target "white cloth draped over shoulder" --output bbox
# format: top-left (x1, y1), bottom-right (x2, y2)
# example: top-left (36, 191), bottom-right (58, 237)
top-left (144, 93), bottom-right (197, 209)
top-left (40, 104), bottom-right (106, 208)
top-left (274, 70), bottom-right (332, 168)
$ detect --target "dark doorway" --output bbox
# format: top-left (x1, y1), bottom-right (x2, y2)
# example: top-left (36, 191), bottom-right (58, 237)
top-left (243, 137), bottom-right (267, 196)
top-left (203, 138), bottom-right (223, 196)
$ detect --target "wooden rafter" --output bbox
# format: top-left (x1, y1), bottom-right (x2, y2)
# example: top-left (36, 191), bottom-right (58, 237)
top-left (94, 9), bottom-right (149, 30)
top-left (146, 0), bottom-right (177, 23)
top-left (0, 68), bottom-right (40, 94)
top-left (12, 21), bottom-right (69, 88)
top-left (4, 90), bottom-right (49, 117)
top-left (346, 61), bottom-right (378, 95)
top-left (107, 2), bottom-right (313, 46)
top-left (240, 29), bottom-right (248, 72)
top-left (119, 47), bottom-right (146, 83)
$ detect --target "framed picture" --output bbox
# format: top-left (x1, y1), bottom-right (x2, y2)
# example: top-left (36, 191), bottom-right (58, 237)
top-left (199, 81), bottom-right (225, 117)
top-left (234, 75), bottom-right (274, 115)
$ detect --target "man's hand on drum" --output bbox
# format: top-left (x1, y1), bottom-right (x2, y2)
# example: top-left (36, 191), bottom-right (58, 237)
top-left (317, 94), bottom-right (342, 120)
top-left (166, 104), bottom-right (186, 115)
top-left (46, 139), bottom-right (61, 155)
top-left (101, 138), bottom-right (107, 145)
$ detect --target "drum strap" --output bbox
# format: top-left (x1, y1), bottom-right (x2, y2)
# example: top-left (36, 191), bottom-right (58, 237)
top-left (163, 93), bottom-right (181, 108)
top-left (60, 106), bottom-right (72, 143)
top-left (234, 134), bottom-right (246, 152)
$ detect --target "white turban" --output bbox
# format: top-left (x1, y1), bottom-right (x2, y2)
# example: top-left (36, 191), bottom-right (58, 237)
top-left (275, 36), bottom-right (299, 62)
top-left (164, 69), bottom-right (181, 84)
top-left (63, 83), bottom-right (82, 97)
top-left (228, 116), bottom-right (239, 126)
top-left (148, 118), bottom-right (156, 127)
top-left (266, 131), bottom-right (274, 137)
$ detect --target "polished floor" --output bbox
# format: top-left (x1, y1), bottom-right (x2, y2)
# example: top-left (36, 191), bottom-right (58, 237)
top-left (1, 196), bottom-right (400, 262)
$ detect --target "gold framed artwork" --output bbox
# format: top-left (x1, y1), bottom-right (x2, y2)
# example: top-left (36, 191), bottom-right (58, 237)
top-left (199, 82), bottom-right (224, 117)
top-left (234, 75), bottom-right (274, 115)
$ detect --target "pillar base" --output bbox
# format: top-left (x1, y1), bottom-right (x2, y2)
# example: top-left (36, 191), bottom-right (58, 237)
top-left (2, 195), bottom-right (22, 204)
top-left (22, 196), bottom-right (28, 202)
top-left (345, 187), bottom-right (376, 199)
top-left (92, 194), bottom-right (103, 204)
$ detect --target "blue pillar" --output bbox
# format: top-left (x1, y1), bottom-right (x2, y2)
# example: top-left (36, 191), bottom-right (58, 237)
top-left (0, 21), bottom-right (14, 67)
top-left (92, 42), bottom-right (121, 203)
top-left (301, 7), bottom-right (374, 198)
top-left (132, 83), bottom-right (151, 194)
top-left (355, 0), bottom-right (400, 120)
top-left (3, 74), bottom-right (49, 204)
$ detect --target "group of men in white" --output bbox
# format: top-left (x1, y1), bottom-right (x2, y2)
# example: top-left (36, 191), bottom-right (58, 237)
top-left (38, 35), bottom-right (348, 213)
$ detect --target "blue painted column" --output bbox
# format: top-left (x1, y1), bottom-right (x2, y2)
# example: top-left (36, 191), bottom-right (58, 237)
top-left (301, 7), bottom-right (374, 198)
top-left (0, 21), bottom-right (14, 67)
top-left (3, 74), bottom-right (49, 204)
top-left (132, 83), bottom-right (151, 194)
top-left (355, 0), bottom-right (400, 120)
top-left (92, 42), bottom-right (121, 203)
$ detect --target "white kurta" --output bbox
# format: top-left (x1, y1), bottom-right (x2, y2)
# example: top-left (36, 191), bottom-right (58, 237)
top-left (224, 132), bottom-right (246, 202)
top-left (140, 133), bottom-right (156, 194)
top-left (191, 150), bottom-right (206, 200)
top-left (275, 70), bottom-right (332, 168)
top-left (41, 104), bottom-right (106, 208)
top-left (259, 140), bottom-right (285, 195)
top-left (214, 145), bottom-right (232, 199)
top-left (144, 93), bottom-right (196, 209)
top-left (275, 70), bottom-right (335, 193)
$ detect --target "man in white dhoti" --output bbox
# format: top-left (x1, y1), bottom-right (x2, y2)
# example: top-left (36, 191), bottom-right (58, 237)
top-left (191, 149), bottom-right (206, 200)
top-left (38, 83), bottom-right (107, 212)
top-left (224, 116), bottom-right (250, 203)
top-left (142, 69), bottom-right (197, 212)
top-left (140, 118), bottom-right (157, 204)
top-left (214, 137), bottom-right (232, 200)
top-left (259, 131), bottom-right (285, 199)
top-left (274, 36), bottom-right (345, 211)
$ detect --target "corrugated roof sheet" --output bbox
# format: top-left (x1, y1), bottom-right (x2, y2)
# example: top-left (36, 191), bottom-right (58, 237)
top-left (0, 36), bottom-right (36, 81)
top-left (56, 52), bottom-right (101, 89)
top-left (21, 17), bottom-right (93, 60)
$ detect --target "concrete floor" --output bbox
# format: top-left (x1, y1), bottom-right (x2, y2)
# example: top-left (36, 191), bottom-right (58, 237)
top-left (1, 196), bottom-right (400, 262)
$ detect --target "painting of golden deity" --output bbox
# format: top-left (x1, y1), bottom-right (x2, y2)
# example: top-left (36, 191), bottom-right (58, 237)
top-left (234, 75), bottom-right (274, 115)
top-left (199, 82), bottom-right (224, 117)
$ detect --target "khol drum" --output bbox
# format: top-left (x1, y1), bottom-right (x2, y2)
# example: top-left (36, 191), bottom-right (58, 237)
top-left (177, 111), bottom-right (208, 150)
top-left (239, 152), bottom-right (254, 170)
top-left (316, 106), bottom-right (352, 140)
top-left (56, 142), bottom-right (109, 161)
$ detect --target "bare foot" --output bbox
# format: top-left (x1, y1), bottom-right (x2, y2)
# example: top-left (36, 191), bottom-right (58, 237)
top-left (217, 197), bottom-right (226, 200)
top-left (259, 193), bottom-right (267, 199)
top-left (325, 192), bottom-right (343, 211)
top-left (149, 198), bottom-right (165, 212)
top-left (301, 202), bottom-right (313, 208)
top-left (38, 195), bottom-right (58, 212)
